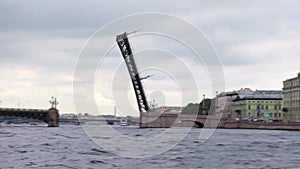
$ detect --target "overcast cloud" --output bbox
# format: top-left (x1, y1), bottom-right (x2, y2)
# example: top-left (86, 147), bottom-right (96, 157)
top-left (0, 0), bottom-right (299, 115)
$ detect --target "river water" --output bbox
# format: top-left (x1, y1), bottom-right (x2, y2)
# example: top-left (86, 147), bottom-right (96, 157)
top-left (1, 124), bottom-right (300, 169)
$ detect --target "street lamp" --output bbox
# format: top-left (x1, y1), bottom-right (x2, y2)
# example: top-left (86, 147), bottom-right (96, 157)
top-left (202, 94), bottom-right (206, 115)
top-left (215, 91), bottom-right (218, 110)
top-left (49, 96), bottom-right (59, 109)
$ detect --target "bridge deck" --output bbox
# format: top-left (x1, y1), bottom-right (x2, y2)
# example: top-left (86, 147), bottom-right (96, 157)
top-left (0, 108), bottom-right (59, 127)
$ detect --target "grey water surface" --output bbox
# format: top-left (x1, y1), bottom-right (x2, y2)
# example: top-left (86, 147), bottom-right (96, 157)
top-left (1, 125), bottom-right (300, 169)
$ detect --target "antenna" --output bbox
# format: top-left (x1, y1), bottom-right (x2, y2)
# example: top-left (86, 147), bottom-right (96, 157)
top-left (126, 30), bottom-right (142, 36)
top-left (140, 74), bottom-right (154, 80)
top-left (114, 106), bottom-right (117, 118)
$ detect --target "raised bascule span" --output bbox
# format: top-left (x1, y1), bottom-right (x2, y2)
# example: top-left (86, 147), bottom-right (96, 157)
top-left (116, 32), bottom-right (181, 128)
top-left (116, 32), bottom-right (150, 113)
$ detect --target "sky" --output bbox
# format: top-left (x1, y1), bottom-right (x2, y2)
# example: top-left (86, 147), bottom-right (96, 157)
top-left (0, 0), bottom-right (299, 116)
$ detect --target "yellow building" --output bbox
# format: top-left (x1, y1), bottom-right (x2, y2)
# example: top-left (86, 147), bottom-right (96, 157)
top-left (231, 90), bottom-right (284, 121)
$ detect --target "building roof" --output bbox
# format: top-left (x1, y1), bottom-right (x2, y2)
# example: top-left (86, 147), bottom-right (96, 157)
top-left (233, 92), bottom-right (283, 101)
top-left (254, 90), bottom-right (282, 95)
top-left (283, 72), bottom-right (300, 82)
top-left (217, 88), bottom-right (254, 97)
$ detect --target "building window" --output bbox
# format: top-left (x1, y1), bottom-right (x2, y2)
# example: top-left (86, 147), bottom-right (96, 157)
top-left (279, 113), bottom-right (281, 118)
top-left (262, 105), bottom-right (264, 110)
top-left (248, 105), bottom-right (251, 110)
top-left (279, 105), bottom-right (281, 110)
top-left (275, 105), bottom-right (277, 110)
top-left (274, 113), bottom-right (277, 118)
top-left (266, 105), bottom-right (268, 110)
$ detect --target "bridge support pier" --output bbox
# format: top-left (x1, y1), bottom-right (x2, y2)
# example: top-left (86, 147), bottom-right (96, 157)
top-left (140, 112), bottom-right (178, 128)
top-left (47, 108), bottom-right (59, 127)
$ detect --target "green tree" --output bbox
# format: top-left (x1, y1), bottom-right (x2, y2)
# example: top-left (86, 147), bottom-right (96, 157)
top-left (181, 98), bottom-right (212, 115)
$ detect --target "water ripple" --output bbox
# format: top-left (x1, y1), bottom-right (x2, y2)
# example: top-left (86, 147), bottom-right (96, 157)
top-left (1, 126), bottom-right (300, 169)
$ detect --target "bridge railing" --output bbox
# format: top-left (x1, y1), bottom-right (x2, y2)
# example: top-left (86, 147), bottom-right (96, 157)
top-left (0, 108), bottom-right (47, 112)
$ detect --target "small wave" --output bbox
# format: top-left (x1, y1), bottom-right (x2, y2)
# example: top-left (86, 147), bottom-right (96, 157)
top-left (111, 164), bottom-right (119, 167)
top-left (289, 142), bottom-right (300, 146)
top-left (54, 133), bottom-right (79, 139)
top-left (175, 156), bottom-right (184, 160)
top-left (22, 144), bottom-right (32, 148)
top-left (25, 162), bottom-right (36, 166)
top-left (91, 148), bottom-right (110, 154)
top-left (93, 136), bottom-right (110, 140)
top-left (267, 144), bottom-right (279, 148)
top-left (17, 150), bottom-right (27, 153)
top-left (78, 148), bottom-right (112, 156)
top-left (216, 143), bottom-right (225, 146)
top-left (41, 143), bottom-right (52, 146)
top-left (1, 133), bottom-right (16, 137)
top-left (251, 141), bottom-right (262, 145)
top-left (170, 156), bottom-right (184, 161)
top-left (43, 164), bottom-right (77, 169)
top-left (90, 160), bottom-right (106, 164)
top-left (0, 131), bottom-right (12, 135)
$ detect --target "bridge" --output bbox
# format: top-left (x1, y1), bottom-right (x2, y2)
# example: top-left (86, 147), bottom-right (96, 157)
top-left (0, 107), bottom-right (59, 127)
top-left (116, 32), bottom-right (218, 128)
top-left (139, 111), bottom-right (225, 128)
top-left (0, 97), bottom-right (60, 127)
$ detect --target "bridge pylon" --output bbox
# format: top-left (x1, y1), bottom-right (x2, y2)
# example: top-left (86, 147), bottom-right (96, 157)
top-left (47, 108), bottom-right (59, 127)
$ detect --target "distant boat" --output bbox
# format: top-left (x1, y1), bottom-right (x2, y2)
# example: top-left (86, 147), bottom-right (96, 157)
top-left (106, 120), bottom-right (115, 125)
top-left (0, 121), bottom-right (13, 127)
top-left (72, 122), bottom-right (81, 125)
top-left (120, 122), bottom-right (128, 126)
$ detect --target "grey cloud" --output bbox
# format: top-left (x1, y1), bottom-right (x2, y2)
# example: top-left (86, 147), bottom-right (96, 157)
top-left (1, 0), bottom-right (300, 113)
top-left (0, 0), bottom-right (199, 32)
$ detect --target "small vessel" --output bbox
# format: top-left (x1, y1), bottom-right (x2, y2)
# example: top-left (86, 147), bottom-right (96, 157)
top-left (106, 120), bottom-right (115, 125)
top-left (119, 118), bottom-right (128, 126)
top-left (120, 122), bottom-right (128, 126)
top-left (0, 120), bottom-right (13, 127)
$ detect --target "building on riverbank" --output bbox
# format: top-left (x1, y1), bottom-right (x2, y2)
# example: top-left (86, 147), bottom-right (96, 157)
top-left (215, 88), bottom-right (254, 118)
top-left (283, 72), bottom-right (300, 122)
top-left (231, 90), bottom-right (284, 121)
